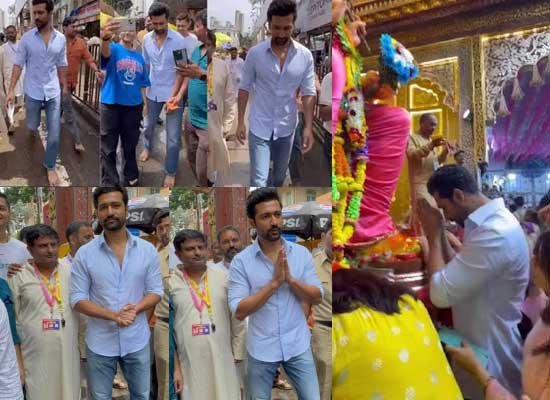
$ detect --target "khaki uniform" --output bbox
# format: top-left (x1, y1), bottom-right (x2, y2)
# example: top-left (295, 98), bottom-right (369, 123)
top-left (312, 251), bottom-right (332, 400)
top-left (154, 246), bottom-right (170, 400)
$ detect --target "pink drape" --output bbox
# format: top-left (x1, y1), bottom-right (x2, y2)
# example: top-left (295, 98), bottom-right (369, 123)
top-left (332, 44), bottom-right (345, 137)
top-left (348, 104), bottom-right (411, 246)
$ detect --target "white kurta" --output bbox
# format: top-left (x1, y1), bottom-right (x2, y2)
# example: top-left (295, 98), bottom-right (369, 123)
top-left (170, 266), bottom-right (245, 400)
top-left (8, 263), bottom-right (80, 400)
top-left (0, 42), bottom-right (23, 96)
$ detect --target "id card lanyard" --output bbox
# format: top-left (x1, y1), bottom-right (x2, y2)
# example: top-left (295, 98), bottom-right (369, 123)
top-left (33, 264), bottom-right (65, 328)
top-left (180, 270), bottom-right (216, 333)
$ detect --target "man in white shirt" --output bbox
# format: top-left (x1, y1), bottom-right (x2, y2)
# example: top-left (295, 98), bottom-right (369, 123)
top-left (60, 221), bottom-right (94, 267)
top-left (213, 226), bottom-right (243, 271)
top-left (175, 13), bottom-right (199, 58)
top-left (225, 47), bottom-right (244, 99)
top-left (0, 301), bottom-right (23, 400)
top-left (419, 164), bottom-right (529, 399)
top-left (318, 72), bottom-right (331, 133)
top-left (0, 194), bottom-right (31, 281)
top-left (0, 25), bottom-right (23, 134)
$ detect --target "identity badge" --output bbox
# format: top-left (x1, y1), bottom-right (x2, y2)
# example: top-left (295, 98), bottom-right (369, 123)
top-left (192, 323), bottom-right (211, 336)
top-left (42, 319), bottom-right (61, 331)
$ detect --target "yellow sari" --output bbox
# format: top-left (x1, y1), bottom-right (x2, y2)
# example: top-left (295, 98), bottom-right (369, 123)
top-left (333, 294), bottom-right (463, 400)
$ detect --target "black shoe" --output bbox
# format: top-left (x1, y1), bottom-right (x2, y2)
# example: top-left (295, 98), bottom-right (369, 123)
top-left (156, 117), bottom-right (163, 125)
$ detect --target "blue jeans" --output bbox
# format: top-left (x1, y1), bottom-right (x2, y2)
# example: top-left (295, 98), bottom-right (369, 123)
top-left (247, 349), bottom-right (320, 400)
top-left (87, 344), bottom-right (150, 400)
top-left (248, 131), bottom-right (294, 187)
top-left (25, 94), bottom-right (61, 170)
top-left (143, 97), bottom-right (184, 176)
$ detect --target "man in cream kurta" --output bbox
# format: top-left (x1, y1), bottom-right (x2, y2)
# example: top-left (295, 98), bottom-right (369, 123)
top-left (170, 229), bottom-right (246, 400)
top-left (8, 225), bottom-right (80, 400)
top-left (208, 56), bottom-right (235, 186)
top-left (0, 25), bottom-right (24, 134)
top-left (406, 113), bottom-right (449, 235)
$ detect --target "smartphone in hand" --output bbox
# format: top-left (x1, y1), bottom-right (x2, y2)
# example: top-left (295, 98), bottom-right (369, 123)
top-left (116, 18), bottom-right (136, 33)
top-left (173, 49), bottom-right (188, 67)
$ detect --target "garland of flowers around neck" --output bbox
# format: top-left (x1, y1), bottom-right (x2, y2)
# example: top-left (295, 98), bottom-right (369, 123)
top-left (332, 18), bottom-right (368, 271)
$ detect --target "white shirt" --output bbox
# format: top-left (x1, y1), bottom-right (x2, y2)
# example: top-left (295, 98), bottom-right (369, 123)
top-left (0, 238), bottom-right (31, 281)
top-left (430, 198), bottom-right (529, 397)
top-left (0, 301), bottom-right (23, 400)
top-left (319, 72), bottom-right (331, 132)
top-left (0, 41), bottom-right (23, 96)
top-left (212, 260), bottom-right (230, 272)
top-left (225, 56), bottom-right (244, 97)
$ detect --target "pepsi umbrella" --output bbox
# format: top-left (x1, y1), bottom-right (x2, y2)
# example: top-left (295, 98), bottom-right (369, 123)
top-left (282, 202), bottom-right (331, 239)
top-left (126, 194), bottom-right (169, 234)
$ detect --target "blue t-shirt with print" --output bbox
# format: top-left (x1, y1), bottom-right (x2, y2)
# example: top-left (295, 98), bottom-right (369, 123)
top-left (187, 45), bottom-right (208, 130)
top-left (100, 43), bottom-right (150, 106)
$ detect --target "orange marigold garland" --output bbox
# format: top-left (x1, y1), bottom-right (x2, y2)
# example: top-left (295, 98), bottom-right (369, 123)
top-left (332, 19), bottom-right (368, 271)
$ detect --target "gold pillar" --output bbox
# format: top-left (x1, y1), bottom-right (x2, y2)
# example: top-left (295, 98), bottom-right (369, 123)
top-left (471, 35), bottom-right (487, 162)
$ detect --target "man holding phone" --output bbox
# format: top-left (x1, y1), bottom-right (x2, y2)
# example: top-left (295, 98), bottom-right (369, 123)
top-left (140, 2), bottom-right (187, 187)
top-left (172, 9), bottom-right (209, 185)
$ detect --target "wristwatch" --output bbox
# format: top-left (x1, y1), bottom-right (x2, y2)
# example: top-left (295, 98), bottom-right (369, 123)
top-left (199, 72), bottom-right (207, 81)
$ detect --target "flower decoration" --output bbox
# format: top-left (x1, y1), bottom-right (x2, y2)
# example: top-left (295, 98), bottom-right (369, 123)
top-left (380, 34), bottom-right (419, 84)
top-left (332, 18), bottom-right (368, 272)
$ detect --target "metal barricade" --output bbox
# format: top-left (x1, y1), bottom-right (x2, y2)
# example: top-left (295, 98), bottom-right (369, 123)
top-left (74, 43), bottom-right (100, 112)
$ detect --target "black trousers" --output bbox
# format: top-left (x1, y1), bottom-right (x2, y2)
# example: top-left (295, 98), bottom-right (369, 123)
top-left (100, 103), bottom-right (143, 185)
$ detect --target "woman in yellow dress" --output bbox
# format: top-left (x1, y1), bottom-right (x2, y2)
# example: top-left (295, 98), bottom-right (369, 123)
top-left (333, 268), bottom-right (463, 399)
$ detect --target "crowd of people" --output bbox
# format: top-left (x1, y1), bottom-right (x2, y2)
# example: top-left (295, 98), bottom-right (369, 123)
top-left (0, 0), bottom-right (100, 186)
top-left (0, 187), bottom-right (171, 399)
top-left (100, 2), bottom-right (208, 187)
top-left (169, 188), bottom-right (333, 399)
top-left (331, 0), bottom-right (550, 397)
top-left (209, 0), bottom-right (331, 187)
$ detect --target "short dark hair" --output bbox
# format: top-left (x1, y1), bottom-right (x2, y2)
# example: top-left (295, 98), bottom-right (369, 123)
top-left (246, 188), bottom-right (282, 219)
top-left (4, 25), bottom-right (16, 31)
top-left (65, 221), bottom-right (91, 241)
top-left (514, 196), bottom-right (525, 207)
top-left (176, 13), bottom-right (194, 29)
top-left (419, 113), bottom-right (436, 124)
top-left (427, 165), bottom-right (479, 199)
top-left (32, 0), bottom-right (54, 12)
top-left (454, 149), bottom-right (465, 157)
top-left (92, 186), bottom-right (129, 210)
top-left (26, 224), bottom-right (59, 247)
top-left (267, 0), bottom-right (297, 22)
top-left (194, 9), bottom-right (207, 28)
top-left (173, 229), bottom-right (207, 252)
top-left (206, 29), bottom-right (216, 46)
top-left (153, 208), bottom-right (169, 228)
top-left (148, 2), bottom-right (170, 18)
top-left (62, 16), bottom-right (74, 26)
top-left (0, 193), bottom-right (10, 210)
top-left (19, 225), bottom-right (33, 242)
top-left (217, 225), bottom-right (240, 243)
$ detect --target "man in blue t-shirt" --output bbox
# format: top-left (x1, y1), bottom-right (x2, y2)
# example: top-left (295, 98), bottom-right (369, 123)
top-left (99, 18), bottom-right (150, 186)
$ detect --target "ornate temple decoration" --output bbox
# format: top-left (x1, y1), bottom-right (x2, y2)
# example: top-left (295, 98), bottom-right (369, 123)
top-left (484, 27), bottom-right (550, 122)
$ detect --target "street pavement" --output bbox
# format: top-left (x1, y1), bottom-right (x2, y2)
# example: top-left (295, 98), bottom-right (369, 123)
top-left (135, 113), bottom-right (197, 187)
top-left (0, 100), bottom-right (99, 186)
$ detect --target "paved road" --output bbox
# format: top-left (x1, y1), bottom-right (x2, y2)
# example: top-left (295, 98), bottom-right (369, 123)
top-left (135, 114), bottom-right (197, 187)
top-left (0, 101), bottom-right (99, 186)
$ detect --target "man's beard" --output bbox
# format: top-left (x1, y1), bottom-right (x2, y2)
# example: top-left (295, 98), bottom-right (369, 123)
top-left (274, 37), bottom-right (289, 46)
top-left (262, 226), bottom-right (281, 241)
top-left (225, 247), bottom-right (239, 262)
top-left (102, 216), bottom-right (125, 231)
